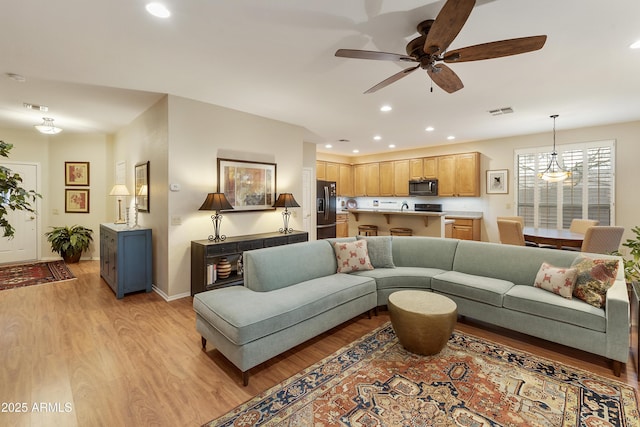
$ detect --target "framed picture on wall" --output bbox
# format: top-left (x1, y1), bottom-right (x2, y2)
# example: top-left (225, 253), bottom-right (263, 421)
top-left (135, 161), bottom-right (150, 212)
top-left (486, 169), bottom-right (508, 194)
top-left (65, 189), bottom-right (90, 213)
top-left (217, 158), bottom-right (276, 211)
top-left (65, 161), bottom-right (90, 186)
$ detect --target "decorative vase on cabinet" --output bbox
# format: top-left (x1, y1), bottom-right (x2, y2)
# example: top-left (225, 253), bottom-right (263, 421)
top-left (100, 224), bottom-right (152, 299)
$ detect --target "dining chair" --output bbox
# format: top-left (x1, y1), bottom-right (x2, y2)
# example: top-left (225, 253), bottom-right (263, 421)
top-left (497, 216), bottom-right (538, 246)
top-left (570, 218), bottom-right (599, 234)
top-left (580, 226), bottom-right (625, 254)
top-left (497, 219), bottom-right (526, 246)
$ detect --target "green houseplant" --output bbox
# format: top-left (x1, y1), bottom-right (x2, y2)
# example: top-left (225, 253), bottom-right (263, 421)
top-left (45, 225), bottom-right (94, 263)
top-left (620, 226), bottom-right (640, 284)
top-left (0, 140), bottom-right (40, 238)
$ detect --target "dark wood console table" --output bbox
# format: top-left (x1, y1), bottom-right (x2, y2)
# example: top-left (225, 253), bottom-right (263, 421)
top-left (190, 230), bottom-right (308, 296)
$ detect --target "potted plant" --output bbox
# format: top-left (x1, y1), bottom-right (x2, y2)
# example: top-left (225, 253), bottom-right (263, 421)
top-left (621, 226), bottom-right (640, 283)
top-left (45, 225), bottom-right (94, 263)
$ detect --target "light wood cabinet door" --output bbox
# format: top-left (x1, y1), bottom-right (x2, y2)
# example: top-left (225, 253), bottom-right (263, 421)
top-left (437, 152), bottom-right (480, 197)
top-left (450, 218), bottom-right (481, 241)
top-left (455, 152), bottom-right (480, 197)
top-left (437, 155), bottom-right (456, 196)
top-left (409, 158), bottom-right (423, 180)
top-left (354, 164), bottom-right (367, 196)
top-left (336, 214), bottom-right (349, 238)
top-left (393, 159), bottom-right (410, 196)
top-left (325, 162), bottom-right (339, 183)
top-left (366, 163), bottom-right (380, 196)
top-left (316, 161), bottom-right (326, 180)
top-left (423, 157), bottom-right (438, 178)
top-left (379, 161), bottom-right (394, 196)
top-left (338, 164), bottom-right (353, 197)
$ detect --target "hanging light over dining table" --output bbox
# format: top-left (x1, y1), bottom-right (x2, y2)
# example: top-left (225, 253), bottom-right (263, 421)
top-left (538, 114), bottom-right (571, 182)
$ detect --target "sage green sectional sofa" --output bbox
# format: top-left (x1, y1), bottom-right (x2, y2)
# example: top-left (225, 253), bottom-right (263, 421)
top-left (193, 236), bottom-right (629, 385)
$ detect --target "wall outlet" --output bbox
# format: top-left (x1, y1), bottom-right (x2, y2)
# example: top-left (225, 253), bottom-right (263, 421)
top-left (171, 216), bottom-right (182, 225)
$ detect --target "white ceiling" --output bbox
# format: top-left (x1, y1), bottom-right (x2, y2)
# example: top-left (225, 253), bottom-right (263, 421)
top-left (1, 0), bottom-right (639, 155)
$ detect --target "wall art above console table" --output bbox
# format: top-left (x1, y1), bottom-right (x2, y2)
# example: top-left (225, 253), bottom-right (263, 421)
top-left (190, 230), bottom-right (308, 296)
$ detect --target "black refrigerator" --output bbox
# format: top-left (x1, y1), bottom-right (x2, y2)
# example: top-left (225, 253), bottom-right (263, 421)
top-left (316, 180), bottom-right (337, 239)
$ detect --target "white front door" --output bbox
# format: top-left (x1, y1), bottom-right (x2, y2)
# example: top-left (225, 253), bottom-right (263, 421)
top-left (0, 162), bottom-right (39, 264)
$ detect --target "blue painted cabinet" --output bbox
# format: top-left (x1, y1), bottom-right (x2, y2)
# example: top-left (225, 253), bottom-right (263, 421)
top-left (100, 224), bottom-right (152, 299)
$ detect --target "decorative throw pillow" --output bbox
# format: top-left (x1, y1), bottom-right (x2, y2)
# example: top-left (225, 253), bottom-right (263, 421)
top-left (571, 256), bottom-right (619, 308)
top-left (333, 240), bottom-right (374, 273)
top-left (356, 236), bottom-right (395, 268)
top-left (533, 262), bottom-right (578, 299)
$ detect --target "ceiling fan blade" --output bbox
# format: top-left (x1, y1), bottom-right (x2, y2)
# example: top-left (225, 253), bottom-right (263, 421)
top-left (424, 0), bottom-right (476, 55)
top-left (364, 65), bottom-right (420, 94)
top-left (335, 49), bottom-right (416, 62)
top-left (427, 64), bottom-right (464, 93)
top-left (444, 35), bottom-right (547, 62)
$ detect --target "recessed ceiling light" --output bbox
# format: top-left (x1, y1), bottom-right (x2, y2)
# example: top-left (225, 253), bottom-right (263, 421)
top-left (373, 135), bottom-right (382, 140)
top-left (425, 126), bottom-right (434, 132)
top-left (146, 3), bottom-right (171, 18)
top-left (631, 40), bottom-right (640, 49)
top-left (447, 136), bottom-right (455, 140)
top-left (324, 144), bottom-right (332, 149)
top-left (352, 149), bottom-right (360, 153)
top-left (388, 144), bottom-right (396, 148)
top-left (380, 105), bottom-right (392, 112)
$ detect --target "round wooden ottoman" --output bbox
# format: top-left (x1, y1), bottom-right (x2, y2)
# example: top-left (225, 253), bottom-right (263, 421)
top-left (388, 290), bottom-right (457, 355)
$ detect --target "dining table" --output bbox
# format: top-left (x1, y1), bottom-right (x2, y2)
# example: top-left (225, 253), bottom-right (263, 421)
top-left (523, 227), bottom-right (585, 249)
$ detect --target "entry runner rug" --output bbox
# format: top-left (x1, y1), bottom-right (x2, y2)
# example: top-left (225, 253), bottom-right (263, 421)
top-left (0, 260), bottom-right (75, 290)
top-left (207, 323), bottom-right (639, 426)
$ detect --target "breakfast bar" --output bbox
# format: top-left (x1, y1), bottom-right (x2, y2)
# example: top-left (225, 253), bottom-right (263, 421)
top-left (347, 207), bottom-right (447, 237)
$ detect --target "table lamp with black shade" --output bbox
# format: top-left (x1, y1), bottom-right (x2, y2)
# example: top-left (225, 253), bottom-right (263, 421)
top-left (199, 192), bottom-right (233, 241)
top-left (273, 193), bottom-right (300, 234)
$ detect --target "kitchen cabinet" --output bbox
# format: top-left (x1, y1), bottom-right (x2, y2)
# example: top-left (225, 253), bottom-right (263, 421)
top-left (100, 224), bottom-right (152, 299)
top-left (325, 162), bottom-right (339, 183)
top-left (316, 161), bottom-right (326, 180)
top-left (423, 157), bottom-right (438, 178)
top-left (393, 159), bottom-right (410, 196)
top-left (336, 213), bottom-right (349, 238)
top-left (354, 164), bottom-right (367, 196)
top-left (449, 218), bottom-right (482, 241)
top-left (379, 161), bottom-right (394, 196)
top-left (366, 163), bottom-right (380, 196)
top-left (191, 231), bottom-right (308, 295)
top-left (338, 164), bottom-right (353, 197)
top-left (437, 152), bottom-right (480, 197)
top-left (409, 158), bottom-right (423, 180)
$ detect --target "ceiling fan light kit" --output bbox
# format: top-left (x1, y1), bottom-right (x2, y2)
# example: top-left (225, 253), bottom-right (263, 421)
top-left (538, 114), bottom-right (571, 182)
top-left (335, 0), bottom-right (547, 94)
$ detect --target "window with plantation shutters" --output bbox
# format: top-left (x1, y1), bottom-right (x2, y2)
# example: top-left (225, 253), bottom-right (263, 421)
top-left (514, 140), bottom-right (615, 228)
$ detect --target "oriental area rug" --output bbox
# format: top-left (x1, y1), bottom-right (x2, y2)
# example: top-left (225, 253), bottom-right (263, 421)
top-left (207, 323), bottom-right (639, 427)
top-left (0, 260), bottom-right (75, 291)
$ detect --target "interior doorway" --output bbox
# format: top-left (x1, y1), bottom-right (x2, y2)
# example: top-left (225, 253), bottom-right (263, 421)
top-left (0, 162), bottom-right (40, 264)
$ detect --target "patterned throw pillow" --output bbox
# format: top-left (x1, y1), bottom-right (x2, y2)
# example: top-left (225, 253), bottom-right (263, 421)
top-left (333, 240), bottom-right (374, 273)
top-left (533, 262), bottom-right (578, 299)
top-left (571, 256), bottom-right (620, 308)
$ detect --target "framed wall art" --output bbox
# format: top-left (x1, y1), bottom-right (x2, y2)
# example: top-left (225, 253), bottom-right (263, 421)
top-left (65, 161), bottom-right (90, 186)
top-left (486, 169), bottom-right (508, 194)
top-left (65, 189), bottom-right (90, 213)
top-left (217, 158), bottom-right (276, 211)
top-left (135, 161), bottom-right (150, 212)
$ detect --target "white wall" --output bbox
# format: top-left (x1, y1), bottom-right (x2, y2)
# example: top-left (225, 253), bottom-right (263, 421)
top-left (165, 95), bottom-right (306, 298)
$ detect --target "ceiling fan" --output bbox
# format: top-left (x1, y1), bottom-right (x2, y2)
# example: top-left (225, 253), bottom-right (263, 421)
top-left (335, 0), bottom-right (547, 94)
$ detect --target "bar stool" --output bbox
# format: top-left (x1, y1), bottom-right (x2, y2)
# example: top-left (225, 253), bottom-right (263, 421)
top-left (358, 225), bottom-right (378, 236)
top-left (390, 227), bottom-right (413, 236)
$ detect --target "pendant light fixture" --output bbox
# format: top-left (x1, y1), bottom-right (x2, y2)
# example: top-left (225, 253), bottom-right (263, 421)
top-left (34, 117), bottom-right (62, 134)
top-left (538, 114), bottom-right (570, 182)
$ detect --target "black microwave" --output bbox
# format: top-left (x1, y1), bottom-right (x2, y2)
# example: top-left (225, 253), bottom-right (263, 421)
top-left (409, 179), bottom-right (438, 196)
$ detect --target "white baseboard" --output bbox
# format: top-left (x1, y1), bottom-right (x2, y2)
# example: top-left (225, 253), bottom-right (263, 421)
top-left (152, 286), bottom-right (190, 302)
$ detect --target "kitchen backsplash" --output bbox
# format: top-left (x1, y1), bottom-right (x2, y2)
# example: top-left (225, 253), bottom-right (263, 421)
top-left (338, 196), bottom-right (485, 213)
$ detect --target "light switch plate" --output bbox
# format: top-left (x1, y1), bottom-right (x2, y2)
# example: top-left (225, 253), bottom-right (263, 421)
top-left (170, 183), bottom-right (181, 192)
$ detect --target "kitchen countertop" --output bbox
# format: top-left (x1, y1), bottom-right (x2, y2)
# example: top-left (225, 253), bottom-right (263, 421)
top-left (443, 211), bottom-right (483, 219)
top-left (347, 208), bottom-right (446, 216)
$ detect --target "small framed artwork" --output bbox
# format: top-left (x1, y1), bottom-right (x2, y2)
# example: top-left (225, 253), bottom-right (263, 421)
top-left (65, 189), bottom-right (90, 213)
top-left (65, 161), bottom-right (90, 186)
top-left (135, 161), bottom-right (150, 212)
top-left (217, 158), bottom-right (277, 211)
top-left (486, 169), bottom-right (508, 194)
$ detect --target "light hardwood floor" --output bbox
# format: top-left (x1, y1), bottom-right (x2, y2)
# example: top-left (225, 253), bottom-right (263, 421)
top-left (0, 260), bottom-right (637, 426)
